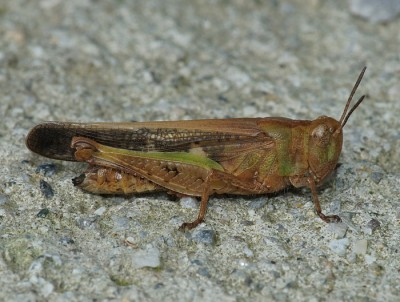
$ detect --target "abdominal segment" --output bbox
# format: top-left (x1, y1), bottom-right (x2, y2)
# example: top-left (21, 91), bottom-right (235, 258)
top-left (72, 166), bottom-right (163, 194)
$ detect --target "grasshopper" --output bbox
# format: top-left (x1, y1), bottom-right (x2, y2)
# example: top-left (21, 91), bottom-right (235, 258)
top-left (26, 67), bottom-right (366, 230)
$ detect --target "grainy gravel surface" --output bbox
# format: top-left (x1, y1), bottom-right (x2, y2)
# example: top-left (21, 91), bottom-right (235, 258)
top-left (0, 1), bottom-right (399, 301)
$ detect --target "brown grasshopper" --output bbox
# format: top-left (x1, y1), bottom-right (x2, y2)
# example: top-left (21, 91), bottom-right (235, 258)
top-left (26, 67), bottom-right (366, 230)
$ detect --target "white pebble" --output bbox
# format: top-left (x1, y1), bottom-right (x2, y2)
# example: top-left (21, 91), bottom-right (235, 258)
top-left (132, 246), bottom-right (161, 269)
top-left (353, 239), bottom-right (368, 255)
top-left (180, 197), bottom-right (198, 209)
top-left (326, 222), bottom-right (348, 239)
top-left (94, 206), bottom-right (106, 216)
top-left (365, 254), bottom-right (376, 265)
top-left (328, 238), bottom-right (350, 256)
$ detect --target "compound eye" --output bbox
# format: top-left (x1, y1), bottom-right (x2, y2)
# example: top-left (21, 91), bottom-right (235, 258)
top-left (311, 124), bottom-right (331, 146)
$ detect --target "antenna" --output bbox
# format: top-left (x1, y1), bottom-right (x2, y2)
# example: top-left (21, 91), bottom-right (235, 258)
top-left (337, 66), bottom-right (366, 132)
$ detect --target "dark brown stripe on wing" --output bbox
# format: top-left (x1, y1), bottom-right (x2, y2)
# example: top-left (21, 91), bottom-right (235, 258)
top-left (26, 122), bottom-right (261, 161)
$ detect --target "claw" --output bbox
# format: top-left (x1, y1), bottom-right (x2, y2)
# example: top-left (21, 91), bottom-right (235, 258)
top-left (179, 219), bottom-right (204, 231)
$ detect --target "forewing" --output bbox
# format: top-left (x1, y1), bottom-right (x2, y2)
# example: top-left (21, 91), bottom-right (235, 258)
top-left (26, 118), bottom-right (271, 161)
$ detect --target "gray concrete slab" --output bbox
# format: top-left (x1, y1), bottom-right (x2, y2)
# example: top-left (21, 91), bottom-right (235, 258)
top-left (0, 0), bottom-right (399, 301)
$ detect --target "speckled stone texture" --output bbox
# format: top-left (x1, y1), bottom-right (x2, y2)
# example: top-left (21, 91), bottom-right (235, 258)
top-left (0, 0), bottom-right (399, 301)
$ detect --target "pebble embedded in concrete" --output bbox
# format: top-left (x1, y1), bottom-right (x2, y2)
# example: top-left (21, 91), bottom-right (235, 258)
top-left (328, 238), bottom-right (350, 256)
top-left (132, 246), bottom-right (161, 269)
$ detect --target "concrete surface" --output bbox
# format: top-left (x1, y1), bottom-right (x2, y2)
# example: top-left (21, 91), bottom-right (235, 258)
top-left (0, 0), bottom-right (399, 301)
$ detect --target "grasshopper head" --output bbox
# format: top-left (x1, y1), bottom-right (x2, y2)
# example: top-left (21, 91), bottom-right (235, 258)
top-left (308, 116), bottom-right (343, 184)
top-left (308, 67), bottom-right (366, 185)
